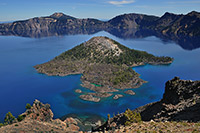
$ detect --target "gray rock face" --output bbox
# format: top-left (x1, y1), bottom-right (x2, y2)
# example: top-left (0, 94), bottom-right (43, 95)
top-left (135, 77), bottom-right (200, 122)
top-left (162, 77), bottom-right (200, 104)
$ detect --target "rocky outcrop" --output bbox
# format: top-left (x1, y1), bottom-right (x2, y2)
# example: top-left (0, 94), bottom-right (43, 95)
top-left (0, 100), bottom-right (80, 133)
top-left (22, 99), bottom-right (53, 122)
top-left (135, 77), bottom-right (200, 122)
top-left (95, 121), bottom-right (200, 133)
top-left (93, 77), bottom-right (200, 132)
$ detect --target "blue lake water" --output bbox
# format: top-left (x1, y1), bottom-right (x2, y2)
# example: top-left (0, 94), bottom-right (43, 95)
top-left (0, 31), bottom-right (200, 121)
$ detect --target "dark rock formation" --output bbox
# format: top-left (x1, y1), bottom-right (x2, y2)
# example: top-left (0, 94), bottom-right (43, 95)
top-left (135, 77), bottom-right (200, 122)
top-left (93, 77), bottom-right (200, 132)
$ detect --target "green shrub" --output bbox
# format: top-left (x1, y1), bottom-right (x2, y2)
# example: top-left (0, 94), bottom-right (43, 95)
top-left (15, 124), bottom-right (18, 126)
top-left (124, 109), bottom-right (141, 126)
top-left (0, 123), bottom-right (4, 127)
top-left (25, 103), bottom-right (32, 109)
top-left (17, 115), bottom-right (25, 122)
top-left (4, 112), bottom-right (15, 124)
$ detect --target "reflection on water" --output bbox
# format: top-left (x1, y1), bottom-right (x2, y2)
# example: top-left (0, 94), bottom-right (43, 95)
top-left (0, 28), bottom-right (199, 50)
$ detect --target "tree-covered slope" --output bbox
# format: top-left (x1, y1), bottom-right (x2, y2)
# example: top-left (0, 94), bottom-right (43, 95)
top-left (34, 36), bottom-right (173, 102)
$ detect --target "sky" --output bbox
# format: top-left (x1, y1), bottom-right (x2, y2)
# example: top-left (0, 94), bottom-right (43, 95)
top-left (0, 0), bottom-right (200, 21)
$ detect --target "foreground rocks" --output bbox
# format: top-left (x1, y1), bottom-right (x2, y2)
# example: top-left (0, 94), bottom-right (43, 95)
top-left (95, 121), bottom-right (200, 133)
top-left (93, 77), bottom-right (200, 132)
top-left (135, 77), bottom-right (200, 122)
top-left (0, 100), bottom-right (80, 133)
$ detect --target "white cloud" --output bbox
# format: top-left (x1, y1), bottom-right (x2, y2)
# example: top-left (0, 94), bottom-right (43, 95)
top-left (108, 0), bottom-right (135, 6)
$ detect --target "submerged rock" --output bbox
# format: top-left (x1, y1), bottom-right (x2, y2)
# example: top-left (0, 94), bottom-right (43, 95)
top-left (79, 94), bottom-right (101, 102)
top-left (124, 90), bottom-right (136, 95)
top-left (113, 94), bottom-right (124, 100)
top-left (75, 89), bottom-right (82, 93)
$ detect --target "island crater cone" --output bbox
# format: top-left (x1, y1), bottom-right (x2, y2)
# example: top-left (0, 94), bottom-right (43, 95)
top-left (34, 36), bottom-right (173, 102)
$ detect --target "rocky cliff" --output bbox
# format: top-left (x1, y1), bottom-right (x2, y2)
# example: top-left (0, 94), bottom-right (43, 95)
top-left (93, 77), bottom-right (200, 132)
top-left (136, 77), bottom-right (200, 122)
top-left (0, 99), bottom-right (80, 133)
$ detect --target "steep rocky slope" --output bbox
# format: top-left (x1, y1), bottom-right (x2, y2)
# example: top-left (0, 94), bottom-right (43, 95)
top-left (107, 13), bottom-right (158, 29)
top-left (0, 100), bottom-right (80, 133)
top-left (34, 36), bottom-right (172, 102)
top-left (160, 11), bottom-right (200, 37)
top-left (93, 77), bottom-right (200, 132)
top-left (136, 77), bottom-right (200, 122)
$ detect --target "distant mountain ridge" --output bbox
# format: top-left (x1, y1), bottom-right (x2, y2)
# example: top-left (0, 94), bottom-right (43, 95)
top-left (0, 11), bottom-right (199, 37)
top-left (0, 11), bottom-right (200, 50)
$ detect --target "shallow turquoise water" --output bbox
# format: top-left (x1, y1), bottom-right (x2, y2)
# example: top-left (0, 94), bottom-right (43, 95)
top-left (0, 31), bottom-right (200, 121)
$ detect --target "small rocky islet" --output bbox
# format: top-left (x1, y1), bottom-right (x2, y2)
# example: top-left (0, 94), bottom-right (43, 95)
top-left (34, 36), bottom-right (173, 102)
